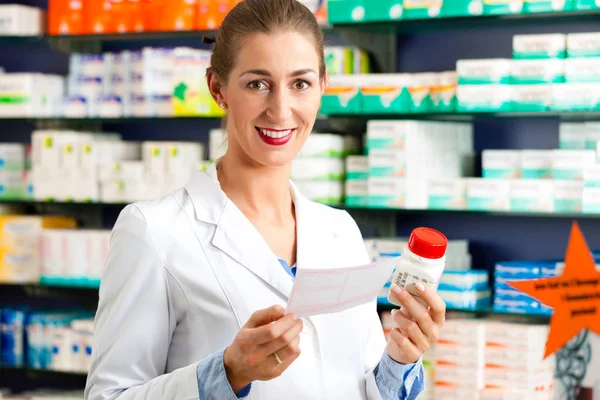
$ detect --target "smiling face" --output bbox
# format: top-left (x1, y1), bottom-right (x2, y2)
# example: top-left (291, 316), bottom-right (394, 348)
top-left (215, 31), bottom-right (325, 168)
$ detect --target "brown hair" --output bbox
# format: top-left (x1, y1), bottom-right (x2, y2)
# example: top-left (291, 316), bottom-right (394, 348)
top-left (209, 0), bottom-right (326, 83)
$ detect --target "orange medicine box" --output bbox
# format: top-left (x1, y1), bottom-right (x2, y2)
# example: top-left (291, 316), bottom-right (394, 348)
top-left (197, 0), bottom-right (237, 30)
top-left (84, 0), bottom-right (112, 34)
top-left (143, 0), bottom-right (161, 31)
top-left (128, 0), bottom-right (145, 32)
top-left (161, 0), bottom-right (197, 31)
top-left (49, 0), bottom-right (84, 35)
top-left (110, 0), bottom-right (132, 33)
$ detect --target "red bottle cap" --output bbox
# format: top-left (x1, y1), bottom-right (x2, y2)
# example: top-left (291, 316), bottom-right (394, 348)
top-left (408, 227), bottom-right (448, 260)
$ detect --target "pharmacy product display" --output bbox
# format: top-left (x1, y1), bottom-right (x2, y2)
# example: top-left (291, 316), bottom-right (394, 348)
top-left (0, 5), bottom-right (45, 36)
top-left (0, 307), bottom-right (93, 374)
top-left (0, 216), bottom-right (77, 284)
top-left (321, 32), bottom-right (600, 116)
top-left (0, 73), bottom-right (65, 118)
top-left (328, 0), bottom-right (597, 23)
top-left (292, 134), bottom-right (359, 205)
top-left (0, 144), bottom-right (31, 200)
top-left (48, 0), bottom-right (327, 35)
top-left (31, 130), bottom-right (205, 203)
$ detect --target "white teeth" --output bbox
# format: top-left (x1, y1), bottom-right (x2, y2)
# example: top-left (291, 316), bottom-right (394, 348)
top-left (259, 128), bottom-right (293, 138)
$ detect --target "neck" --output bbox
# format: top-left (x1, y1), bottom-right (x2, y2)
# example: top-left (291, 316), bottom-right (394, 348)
top-left (217, 148), bottom-right (293, 221)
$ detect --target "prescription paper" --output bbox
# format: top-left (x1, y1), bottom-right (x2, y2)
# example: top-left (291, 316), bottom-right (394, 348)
top-left (286, 258), bottom-right (398, 317)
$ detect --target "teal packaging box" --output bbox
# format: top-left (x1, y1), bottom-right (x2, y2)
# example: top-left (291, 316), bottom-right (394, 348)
top-left (441, 0), bottom-right (484, 16)
top-left (402, 0), bottom-right (443, 19)
top-left (361, 74), bottom-right (411, 114)
top-left (320, 75), bottom-right (362, 115)
top-left (513, 34), bottom-right (567, 60)
top-left (483, 0), bottom-right (524, 15)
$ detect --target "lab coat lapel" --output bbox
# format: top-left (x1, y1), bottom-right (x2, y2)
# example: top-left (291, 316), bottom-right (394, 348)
top-left (185, 164), bottom-right (293, 300)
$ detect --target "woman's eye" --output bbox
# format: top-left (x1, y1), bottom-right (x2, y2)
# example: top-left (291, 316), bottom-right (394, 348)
top-left (247, 81), bottom-right (267, 90)
top-left (294, 80), bottom-right (310, 90)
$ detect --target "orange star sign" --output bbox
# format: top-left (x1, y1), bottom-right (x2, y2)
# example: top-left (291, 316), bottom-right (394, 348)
top-left (509, 222), bottom-right (600, 358)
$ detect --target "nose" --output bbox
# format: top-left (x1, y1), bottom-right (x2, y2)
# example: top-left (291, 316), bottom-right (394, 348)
top-left (266, 87), bottom-right (293, 122)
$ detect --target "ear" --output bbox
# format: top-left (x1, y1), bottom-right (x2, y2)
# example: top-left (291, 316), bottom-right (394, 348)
top-left (207, 70), bottom-right (227, 109)
top-left (320, 71), bottom-right (328, 96)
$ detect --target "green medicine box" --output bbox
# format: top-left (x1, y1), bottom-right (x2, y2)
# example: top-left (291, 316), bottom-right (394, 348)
top-left (408, 73), bottom-right (436, 113)
top-left (361, 74), bottom-right (411, 114)
top-left (441, 0), bottom-right (484, 17)
top-left (574, 0), bottom-right (600, 10)
top-left (402, 0), bottom-right (443, 19)
top-left (327, 0), bottom-right (368, 23)
top-left (483, 0), bottom-right (524, 14)
top-left (511, 85), bottom-right (552, 112)
top-left (320, 75), bottom-right (362, 115)
top-left (456, 85), bottom-right (513, 113)
top-left (523, 0), bottom-right (573, 12)
top-left (368, 0), bottom-right (405, 20)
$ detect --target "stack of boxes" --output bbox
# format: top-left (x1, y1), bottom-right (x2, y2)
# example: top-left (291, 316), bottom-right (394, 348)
top-left (321, 71), bottom-right (458, 115)
top-left (40, 229), bottom-right (111, 288)
top-left (493, 260), bottom-right (558, 315)
top-left (482, 323), bottom-right (555, 399)
top-left (433, 320), bottom-right (485, 399)
top-left (0, 216), bottom-right (77, 284)
top-left (66, 47), bottom-right (222, 118)
top-left (363, 120), bottom-right (473, 209)
top-left (291, 134), bottom-right (355, 205)
top-left (0, 144), bottom-right (29, 200)
top-left (31, 130), bottom-right (205, 203)
top-left (0, 73), bottom-right (65, 117)
top-left (0, 4), bottom-right (45, 36)
top-left (328, 0), bottom-right (597, 24)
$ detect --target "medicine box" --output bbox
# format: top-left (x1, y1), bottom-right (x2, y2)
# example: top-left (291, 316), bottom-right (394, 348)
top-left (567, 33), bottom-right (600, 58)
top-left (519, 150), bottom-right (552, 179)
top-left (553, 180), bottom-right (583, 212)
top-left (0, 5), bottom-right (44, 36)
top-left (467, 178), bottom-right (511, 211)
top-left (401, 0), bottom-right (443, 19)
top-left (523, 0), bottom-right (573, 12)
top-left (565, 58), bottom-right (600, 83)
top-left (434, 366), bottom-right (484, 390)
top-left (345, 180), bottom-right (368, 207)
top-left (551, 149), bottom-right (595, 180)
top-left (209, 129), bottom-right (227, 161)
top-left (510, 83), bottom-right (552, 110)
top-left (482, 150), bottom-right (520, 179)
top-left (457, 59), bottom-right (512, 85)
top-left (294, 181), bottom-right (343, 205)
top-left (0, 144), bottom-right (25, 172)
top-left (483, 0), bottom-right (524, 15)
top-left (432, 71), bottom-right (458, 112)
top-left (369, 149), bottom-right (406, 177)
top-left (427, 179), bottom-right (467, 210)
top-left (439, 270), bottom-right (489, 291)
top-left (291, 158), bottom-right (345, 181)
top-left (513, 34), bottom-right (567, 59)
top-left (299, 134), bottom-right (346, 158)
top-left (574, 0), bottom-right (600, 10)
top-left (551, 83), bottom-right (600, 111)
top-left (510, 179), bottom-right (554, 212)
top-left (325, 46), bottom-right (370, 75)
top-left (586, 122), bottom-right (600, 150)
top-left (559, 122), bottom-right (586, 149)
top-left (360, 74), bottom-right (411, 114)
top-left (440, 289), bottom-right (492, 310)
top-left (583, 166), bottom-right (600, 212)
top-left (346, 156), bottom-right (369, 180)
top-left (441, 0), bottom-right (485, 17)
top-left (511, 59), bottom-right (564, 85)
top-left (368, 177), bottom-right (406, 208)
top-left (408, 73), bottom-right (435, 113)
top-left (327, 0), bottom-right (368, 24)
top-left (457, 85), bottom-right (513, 112)
top-left (366, 120), bottom-right (408, 150)
top-left (321, 75), bottom-right (362, 114)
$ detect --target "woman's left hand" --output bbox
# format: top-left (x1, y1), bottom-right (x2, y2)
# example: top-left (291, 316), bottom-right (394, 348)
top-left (386, 283), bottom-right (446, 365)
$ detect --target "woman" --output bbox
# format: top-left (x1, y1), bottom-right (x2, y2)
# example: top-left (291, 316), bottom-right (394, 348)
top-left (84, 0), bottom-right (446, 399)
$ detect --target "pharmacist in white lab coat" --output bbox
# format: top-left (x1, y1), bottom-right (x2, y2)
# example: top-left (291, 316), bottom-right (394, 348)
top-left (84, 1), bottom-right (445, 399)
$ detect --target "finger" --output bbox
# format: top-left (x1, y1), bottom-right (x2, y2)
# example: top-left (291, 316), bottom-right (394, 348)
top-left (414, 283), bottom-right (446, 325)
top-left (265, 336), bottom-right (302, 380)
top-left (246, 305), bottom-right (286, 329)
top-left (392, 310), bottom-right (430, 352)
top-left (390, 285), bottom-right (435, 334)
top-left (260, 318), bottom-right (303, 356)
top-left (389, 327), bottom-right (421, 363)
top-left (252, 313), bottom-right (298, 345)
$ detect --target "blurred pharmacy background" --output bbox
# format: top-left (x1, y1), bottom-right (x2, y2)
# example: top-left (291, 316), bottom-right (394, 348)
top-left (1, 0), bottom-right (600, 399)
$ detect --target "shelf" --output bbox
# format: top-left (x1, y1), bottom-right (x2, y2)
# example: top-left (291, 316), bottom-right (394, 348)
top-left (325, 110), bottom-right (600, 122)
top-left (1, 199), bottom-right (599, 219)
top-left (1, 116), bottom-right (221, 124)
top-left (331, 9), bottom-right (600, 34)
top-left (0, 35), bottom-right (45, 44)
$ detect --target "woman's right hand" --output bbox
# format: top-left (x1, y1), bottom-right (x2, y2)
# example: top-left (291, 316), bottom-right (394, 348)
top-left (223, 305), bottom-right (304, 393)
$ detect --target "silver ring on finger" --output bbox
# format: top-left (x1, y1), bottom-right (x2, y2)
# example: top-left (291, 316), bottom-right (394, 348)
top-left (273, 352), bottom-right (283, 364)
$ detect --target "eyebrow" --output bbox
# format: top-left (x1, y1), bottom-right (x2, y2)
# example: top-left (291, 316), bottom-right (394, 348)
top-left (240, 68), bottom-right (317, 78)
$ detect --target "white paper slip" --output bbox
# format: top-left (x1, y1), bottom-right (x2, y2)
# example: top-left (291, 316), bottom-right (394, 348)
top-left (286, 257), bottom-right (398, 317)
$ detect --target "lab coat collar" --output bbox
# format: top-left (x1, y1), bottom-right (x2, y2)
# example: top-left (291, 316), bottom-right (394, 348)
top-left (185, 161), bottom-right (337, 300)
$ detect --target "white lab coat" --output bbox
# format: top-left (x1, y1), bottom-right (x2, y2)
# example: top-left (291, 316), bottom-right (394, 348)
top-left (85, 163), bottom-right (387, 400)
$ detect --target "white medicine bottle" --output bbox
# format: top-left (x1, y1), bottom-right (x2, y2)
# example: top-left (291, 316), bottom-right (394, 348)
top-left (387, 227), bottom-right (448, 307)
